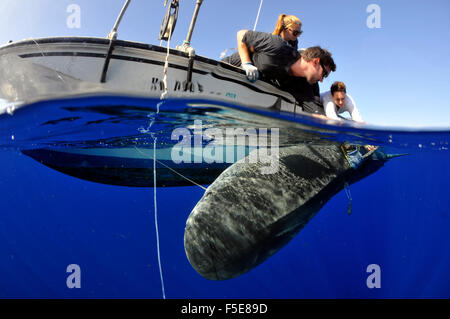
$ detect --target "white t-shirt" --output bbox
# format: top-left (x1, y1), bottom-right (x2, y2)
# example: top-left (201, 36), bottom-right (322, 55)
top-left (320, 91), bottom-right (364, 123)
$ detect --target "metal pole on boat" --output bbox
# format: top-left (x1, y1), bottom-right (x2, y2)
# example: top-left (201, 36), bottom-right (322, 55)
top-left (101, 0), bottom-right (132, 83)
top-left (183, 0), bottom-right (203, 49)
top-left (174, 0), bottom-right (203, 91)
top-left (108, 0), bottom-right (132, 40)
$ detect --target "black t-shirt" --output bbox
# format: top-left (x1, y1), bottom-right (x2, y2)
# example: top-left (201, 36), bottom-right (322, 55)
top-left (277, 76), bottom-right (324, 115)
top-left (222, 51), bottom-right (242, 67)
top-left (220, 31), bottom-right (323, 115)
top-left (221, 31), bottom-right (299, 78)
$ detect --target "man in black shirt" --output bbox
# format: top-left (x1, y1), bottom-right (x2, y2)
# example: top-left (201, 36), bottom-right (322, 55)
top-left (279, 47), bottom-right (336, 115)
top-left (222, 30), bottom-right (336, 116)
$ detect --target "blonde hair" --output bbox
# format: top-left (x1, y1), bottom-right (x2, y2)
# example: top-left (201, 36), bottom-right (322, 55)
top-left (272, 14), bottom-right (302, 36)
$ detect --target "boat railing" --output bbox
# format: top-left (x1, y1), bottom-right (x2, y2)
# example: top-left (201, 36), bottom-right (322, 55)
top-left (101, 0), bottom-right (203, 86)
top-left (100, 0), bottom-right (132, 83)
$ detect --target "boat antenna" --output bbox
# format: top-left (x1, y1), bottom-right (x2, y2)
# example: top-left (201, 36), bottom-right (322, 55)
top-left (253, 0), bottom-right (264, 31)
top-left (220, 0), bottom-right (262, 58)
top-left (100, 0), bottom-right (132, 83)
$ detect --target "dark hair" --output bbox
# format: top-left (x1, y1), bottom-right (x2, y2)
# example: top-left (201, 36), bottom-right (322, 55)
top-left (331, 81), bottom-right (346, 95)
top-left (300, 46), bottom-right (336, 72)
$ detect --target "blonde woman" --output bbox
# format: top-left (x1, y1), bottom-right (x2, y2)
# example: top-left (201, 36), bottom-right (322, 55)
top-left (222, 14), bottom-right (303, 82)
top-left (272, 14), bottom-right (302, 49)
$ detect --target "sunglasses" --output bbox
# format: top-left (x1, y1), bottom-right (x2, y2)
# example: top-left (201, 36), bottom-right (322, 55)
top-left (289, 28), bottom-right (303, 37)
top-left (320, 61), bottom-right (329, 79)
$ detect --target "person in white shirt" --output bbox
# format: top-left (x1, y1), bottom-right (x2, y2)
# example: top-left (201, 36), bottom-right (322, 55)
top-left (320, 81), bottom-right (364, 123)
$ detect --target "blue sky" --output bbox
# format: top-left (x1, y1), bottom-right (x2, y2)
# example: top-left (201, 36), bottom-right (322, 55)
top-left (0, 0), bottom-right (449, 128)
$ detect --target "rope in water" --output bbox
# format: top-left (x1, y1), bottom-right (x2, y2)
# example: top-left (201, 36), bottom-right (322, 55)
top-left (152, 136), bottom-right (166, 299)
top-left (344, 182), bottom-right (352, 215)
top-left (133, 146), bottom-right (207, 191)
top-left (152, 21), bottom-right (174, 300)
top-left (150, 0), bottom-right (267, 296)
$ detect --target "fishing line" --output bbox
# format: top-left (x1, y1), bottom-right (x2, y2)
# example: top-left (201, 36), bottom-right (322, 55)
top-left (133, 146), bottom-right (207, 191)
top-left (152, 136), bottom-right (166, 299)
top-left (344, 182), bottom-right (352, 215)
top-left (150, 24), bottom-right (173, 299)
top-left (253, 0), bottom-right (264, 31)
top-left (136, 123), bottom-right (167, 299)
top-left (220, 0), bottom-right (263, 58)
top-left (31, 38), bottom-right (66, 84)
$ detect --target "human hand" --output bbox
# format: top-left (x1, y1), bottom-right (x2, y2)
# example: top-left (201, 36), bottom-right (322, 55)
top-left (242, 62), bottom-right (259, 82)
top-left (365, 145), bottom-right (376, 151)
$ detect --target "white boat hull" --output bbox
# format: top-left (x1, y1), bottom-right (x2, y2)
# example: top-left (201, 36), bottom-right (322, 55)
top-left (0, 37), bottom-right (300, 113)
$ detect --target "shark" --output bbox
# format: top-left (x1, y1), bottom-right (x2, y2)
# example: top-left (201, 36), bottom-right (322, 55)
top-left (184, 143), bottom-right (403, 280)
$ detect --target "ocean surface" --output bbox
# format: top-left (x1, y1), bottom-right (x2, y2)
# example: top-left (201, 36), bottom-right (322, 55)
top-left (0, 95), bottom-right (449, 298)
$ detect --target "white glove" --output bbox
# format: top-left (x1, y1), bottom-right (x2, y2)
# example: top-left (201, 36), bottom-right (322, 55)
top-left (242, 62), bottom-right (259, 82)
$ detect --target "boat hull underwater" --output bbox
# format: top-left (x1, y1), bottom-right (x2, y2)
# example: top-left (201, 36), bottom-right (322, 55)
top-left (21, 146), bottom-right (243, 187)
top-left (184, 144), bottom-right (397, 280)
top-left (0, 37), bottom-right (299, 115)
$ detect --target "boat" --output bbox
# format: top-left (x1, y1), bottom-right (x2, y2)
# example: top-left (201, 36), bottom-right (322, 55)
top-left (0, 0), bottom-right (313, 188)
top-left (0, 0), bottom-right (300, 116)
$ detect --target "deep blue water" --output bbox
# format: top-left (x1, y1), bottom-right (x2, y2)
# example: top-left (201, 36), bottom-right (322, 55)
top-left (0, 95), bottom-right (449, 298)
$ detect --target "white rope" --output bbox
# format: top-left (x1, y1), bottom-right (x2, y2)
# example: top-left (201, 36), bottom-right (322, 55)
top-left (152, 137), bottom-right (166, 299)
top-left (133, 146), bottom-right (207, 191)
top-left (253, 0), bottom-right (264, 31)
top-left (151, 21), bottom-right (173, 300)
top-left (154, 13), bottom-right (207, 191)
top-left (160, 23), bottom-right (173, 100)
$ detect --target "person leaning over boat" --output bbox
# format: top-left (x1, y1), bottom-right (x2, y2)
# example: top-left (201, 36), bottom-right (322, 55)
top-left (320, 81), bottom-right (364, 123)
top-left (221, 30), bottom-right (336, 116)
top-left (221, 14), bottom-right (302, 81)
top-left (323, 81), bottom-right (376, 154)
top-left (266, 14), bottom-right (323, 113)
top-left (278, 46), bottom-right (336, 117)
